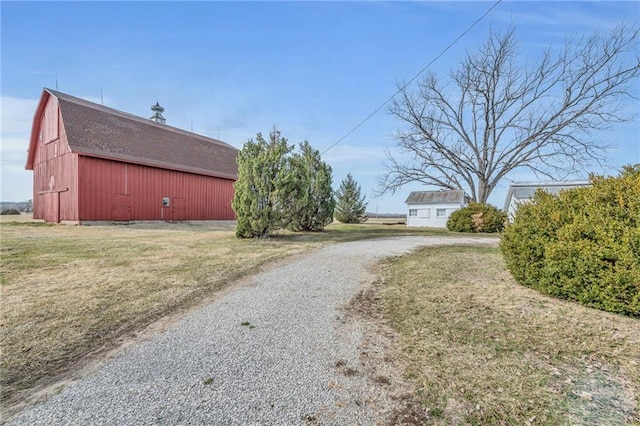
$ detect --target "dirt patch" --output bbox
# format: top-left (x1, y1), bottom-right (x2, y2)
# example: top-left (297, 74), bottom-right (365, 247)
top-left (344, 281), bottom-right (430, 425)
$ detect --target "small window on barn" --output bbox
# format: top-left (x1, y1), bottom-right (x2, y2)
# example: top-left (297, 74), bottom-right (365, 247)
top-left (436, 208), bottom-right (447, 217)
top-left (408, 209), bottom-right (417, 217)
top-left (162, 197), bottom-right (170, 207)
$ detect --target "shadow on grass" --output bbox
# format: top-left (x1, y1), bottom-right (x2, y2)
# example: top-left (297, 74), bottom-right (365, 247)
top-left (0, 221), bottom-right (53, 227)
top-left (267, 222), bottom-right (490, 244)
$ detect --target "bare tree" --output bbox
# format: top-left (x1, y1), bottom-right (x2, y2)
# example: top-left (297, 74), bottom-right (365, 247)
top-left (379, 25), bottom-right (640, 203)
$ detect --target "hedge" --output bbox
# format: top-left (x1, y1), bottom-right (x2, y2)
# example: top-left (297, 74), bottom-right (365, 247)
top-left (447, 203), bottom-right (507, 233)
top-left (500, 165), bottom-right (640, 317)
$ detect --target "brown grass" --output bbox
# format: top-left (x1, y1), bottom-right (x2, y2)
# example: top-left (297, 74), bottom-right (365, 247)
top-left (0, 216), bottom-right (462, 413)
top-left (0, 223), bottom-right (307, 407)
top-left (376, 246), bottom-right (640, 425)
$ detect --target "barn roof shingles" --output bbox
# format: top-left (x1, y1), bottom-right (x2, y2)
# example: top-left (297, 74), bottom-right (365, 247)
top-left (28, 88), bottom-right (238, 180)
top-left (405, 189), bottom-right (465, 204)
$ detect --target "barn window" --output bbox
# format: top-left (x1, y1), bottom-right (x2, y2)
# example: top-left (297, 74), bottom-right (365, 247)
top-left (162, 197), bottom-right (170, 207)
top-left (436, 208), bottom-right (447, 217)
top-left (408, 209), bottom-right (417, 217)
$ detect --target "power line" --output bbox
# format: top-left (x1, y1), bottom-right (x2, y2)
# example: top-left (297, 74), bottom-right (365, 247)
top-left (321, 0), bottom-right (503, 155)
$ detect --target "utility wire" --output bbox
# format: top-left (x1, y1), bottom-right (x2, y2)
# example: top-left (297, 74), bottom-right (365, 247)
top-left (321, 0), bottom-right (503, 155)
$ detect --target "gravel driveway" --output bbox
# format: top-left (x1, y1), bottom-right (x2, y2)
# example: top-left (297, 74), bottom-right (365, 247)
top-left (8, 236), bottom-right (497, 425)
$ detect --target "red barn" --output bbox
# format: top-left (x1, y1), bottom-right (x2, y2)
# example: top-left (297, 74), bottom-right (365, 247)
top-left (25, 88), bottom-right (239, 223)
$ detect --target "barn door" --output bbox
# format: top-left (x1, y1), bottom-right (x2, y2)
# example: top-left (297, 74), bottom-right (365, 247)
top-left (112, 194), bottom-right (132, 221)
top-left (43, 192), bottom-right (60, 223)
top-left (172, 198), bottom-right (186, 221)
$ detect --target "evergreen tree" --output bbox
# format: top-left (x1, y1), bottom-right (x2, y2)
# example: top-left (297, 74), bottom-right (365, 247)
top-left (284, 141), bottom-right (335, 232)
top-left (334, 174), bottom-right (368, 224)
top-left (232, 128), bottom-right (292, 238)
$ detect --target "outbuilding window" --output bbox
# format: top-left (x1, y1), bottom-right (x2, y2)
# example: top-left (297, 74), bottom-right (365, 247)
top-left (436, 208), bottom-right (447, 217)
top-left (408, 209), bottom-right (417, 217)
top-left (162, 197), bottom-right (170, 207)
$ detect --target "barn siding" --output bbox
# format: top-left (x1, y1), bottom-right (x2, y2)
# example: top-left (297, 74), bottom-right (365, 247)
top-left (32, 97), bottom-right (79, 222)
top-left (77, 156), bottom-right (235, 221)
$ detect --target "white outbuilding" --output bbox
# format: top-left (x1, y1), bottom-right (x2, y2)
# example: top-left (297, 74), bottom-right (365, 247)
top-left (406, 190), bottom-right (466, 228)
top-left (503, 181), bottom-right (591, 219)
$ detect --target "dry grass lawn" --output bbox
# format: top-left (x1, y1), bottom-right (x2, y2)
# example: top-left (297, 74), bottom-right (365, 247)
top-left (0, 216), bottom-right (453, 413)
top-left (376, 246), bottom-right (639, 425)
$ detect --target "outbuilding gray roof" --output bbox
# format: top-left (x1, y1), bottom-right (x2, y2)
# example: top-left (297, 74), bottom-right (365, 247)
top-left (405, 189), bottom-right (465, 204)
top-left (503, 181), bottom-right (591, 211)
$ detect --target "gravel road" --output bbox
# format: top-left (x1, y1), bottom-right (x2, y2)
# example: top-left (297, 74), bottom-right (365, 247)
top-left (8, 236), bottom-right (497, 426)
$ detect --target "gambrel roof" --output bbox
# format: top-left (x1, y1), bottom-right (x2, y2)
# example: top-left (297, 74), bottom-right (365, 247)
top-left (405, 189), bottom-right (465, 204)
top-left (26, 88), bottom-right (238, 180)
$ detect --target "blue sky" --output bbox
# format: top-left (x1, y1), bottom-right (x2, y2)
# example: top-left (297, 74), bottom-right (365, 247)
top-left (2, 1), bottom-right (639, 212)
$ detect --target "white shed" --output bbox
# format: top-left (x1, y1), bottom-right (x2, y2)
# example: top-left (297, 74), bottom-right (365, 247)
top-left (503, 181), bottom-right (591, 219)
top-left (406, 190), bottom-right (466, 228)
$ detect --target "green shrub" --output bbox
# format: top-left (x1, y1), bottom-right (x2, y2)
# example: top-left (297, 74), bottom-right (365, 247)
top-left (446, 203), bottom-right (506, 233)
top-left (500, 165), bottom-right (640, 317)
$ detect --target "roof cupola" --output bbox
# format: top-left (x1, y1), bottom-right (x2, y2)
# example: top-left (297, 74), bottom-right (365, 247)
top-left (150, 102), bottom-right (166, 124)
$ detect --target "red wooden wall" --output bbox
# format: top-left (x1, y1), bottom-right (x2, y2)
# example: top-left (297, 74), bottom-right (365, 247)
top-left (77, 156), bottom-right (236, 221)
top-left (31, 96), bottom-right (80, 222)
